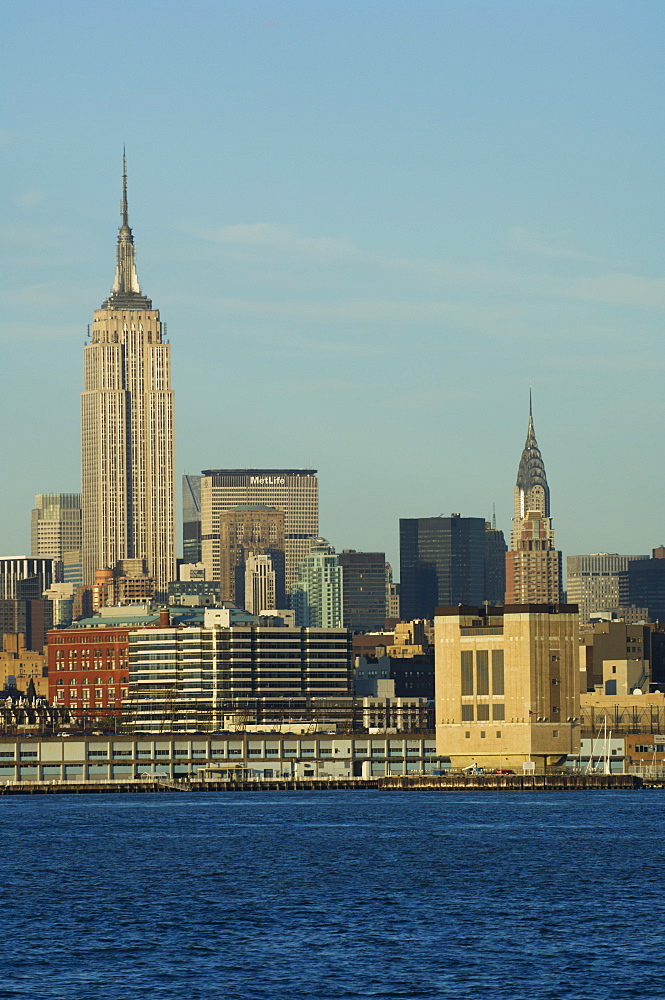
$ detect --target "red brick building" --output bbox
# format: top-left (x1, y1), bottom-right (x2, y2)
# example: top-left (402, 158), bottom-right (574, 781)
top-left (48, 625), bottom-right (133, 722)
top-left (47, 609), bottom-right (170, 724)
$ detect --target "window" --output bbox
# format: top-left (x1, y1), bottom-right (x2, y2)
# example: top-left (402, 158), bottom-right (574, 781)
top-left (461, 651), bottom-right (473, 695)
top-left (465, 732), bottom-right (470, 739)
top-left (480, 731), bottom-right (486, 739)
top-left (461, 705), bottom-right (474, 721)
top-left (491, 650), bottom-right (504, 695)
top-left (492, 704), bottom-right (505, 721)
top-left (495, 731), bottom-right (501, 738)
top-left (552, 730), bottom-right (559, 738)
top-left (476, 704), bottom-right (490, 721)
top-left (476, 651), bottom-right (489, 696)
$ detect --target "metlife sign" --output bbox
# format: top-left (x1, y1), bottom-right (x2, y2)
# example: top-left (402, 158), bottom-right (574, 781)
top-left (249, 476), bottom-right (286, 486)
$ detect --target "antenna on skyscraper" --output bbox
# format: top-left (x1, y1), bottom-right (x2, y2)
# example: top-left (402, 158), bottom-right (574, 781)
top-left (492, 503), bottom-right (496, 530)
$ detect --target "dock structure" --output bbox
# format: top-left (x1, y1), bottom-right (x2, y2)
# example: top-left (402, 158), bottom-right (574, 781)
top-left (0, 773), bottom-right (642, 794)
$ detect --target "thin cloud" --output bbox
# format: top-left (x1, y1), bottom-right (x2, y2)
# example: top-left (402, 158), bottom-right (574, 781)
top-left (195, 223), bottom-right (364, 264)
top-left (509, 225), bottom-right (615, 266)
top-left (567, 273), bottom-right (665, 309)
top-left (15, 188), bottom-right (43, 208)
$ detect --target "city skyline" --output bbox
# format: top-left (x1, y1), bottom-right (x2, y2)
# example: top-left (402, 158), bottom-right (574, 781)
top-left (3, 3), bottom-right (665, 574)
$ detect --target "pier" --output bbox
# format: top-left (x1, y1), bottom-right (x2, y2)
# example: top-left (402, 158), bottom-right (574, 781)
top-left (0, 773), bottom-right (643, 794)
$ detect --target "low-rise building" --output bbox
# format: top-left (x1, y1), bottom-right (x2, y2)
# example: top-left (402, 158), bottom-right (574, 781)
top-left (126, 623), bottom-right (354, 731)
top-left (0, 731), bottom-right (441, 782)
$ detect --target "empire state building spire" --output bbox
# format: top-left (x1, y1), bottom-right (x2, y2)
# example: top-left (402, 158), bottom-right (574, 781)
top-left (101, 152), bottom-right (152, 310)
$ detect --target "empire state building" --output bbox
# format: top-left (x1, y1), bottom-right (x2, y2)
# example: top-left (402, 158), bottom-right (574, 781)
top-left (81, 157), bottom-right (175, 593)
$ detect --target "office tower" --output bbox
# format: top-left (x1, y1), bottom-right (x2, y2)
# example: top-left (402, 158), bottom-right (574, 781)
top-left (484, 519), bottom-right (507, 605)
top-left (0, 557), bottom-right (56, 652)
top-left (31, 494), bottom-right (82, 585)
top-left (127, 618), bottom-right (353, 731)
top-left (81, 155), bottom-right (175, 594)
top-left (0, 598), bottom-right (53, 652)
top-left (338, 551), bottom-right (387, 632)
top-left (435, 603), bottom-right (580, 771)
top-left (0, 557), bottom-right (56, 600)
top-left (244, 552), bottom-right (278, 614)
top-left (625, 548), bottom-right (665, 623)
top-left (292, 538), bottom-right (343, 628)
top-left (182, 474), bottom-right (202, 565)
top-left (212, 505), bottom-right (285, 610)
top-left (399, 515), bottom-right (488, 621)
top-left (505, 399), bottom-right (562, 604)
top-left (385, 563), bottom-right (400, 621)
top-left (567, 553), bottom-right (649, 624)
top-left (200, 469), bottom-right (318, 592)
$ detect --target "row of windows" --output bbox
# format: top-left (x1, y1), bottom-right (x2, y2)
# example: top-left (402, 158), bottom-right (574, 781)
top-left (461, 650), bottom-right (504, 696)
top-left (461, 704), bottom-right (505, 721)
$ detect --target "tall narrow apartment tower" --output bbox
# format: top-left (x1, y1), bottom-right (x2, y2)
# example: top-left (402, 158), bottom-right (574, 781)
top-left (81, 156), bottom-right (175, 593)
top-left (505, 396), bottom-right (562, 605)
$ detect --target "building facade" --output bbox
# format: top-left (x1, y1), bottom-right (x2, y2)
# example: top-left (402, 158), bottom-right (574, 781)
top-left (31, 494), bottom-right (82, 585)
top-left (626, 548), bottom-right (665, 623)
top-left (81, 156), bottom-right (175, 594)
top-left (435, 603), bottom-right (580, 770)
top-left (127, 622), bottom-right (353, 731)
top-left (182, 474), bottom-right (202, 565)
top-left (210, 505), bottom-right (285, 610)
top-left (0, 732), bottom-right (441, 783)
top-left (0, 557), bottom-right (56, 601)
top-left (200, 470), bottom-right (318, 593)
top-left (567, 553), bottom-right (648, 624)
top-left (244, 552), bottom-right (278, 614)
top-left (338, 550), bottom-right (387, 633)
top-left (505, 401), bottom-right (562, 604)
top-left (291, 538), bottom-right (344, 628)
top-left (399, 515), bottom-right (488, 621)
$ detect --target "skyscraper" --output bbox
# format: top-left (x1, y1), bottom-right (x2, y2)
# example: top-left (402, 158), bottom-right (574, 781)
top-left (567, 553), bottom-right (648, 623)
top-left (505, 398), bottom-right (562, 604)
top-left (399, 515), bottom-right (488, 621)
top-left (338, 550), bottom-right (387, 632)
top-left (81, 156), bottom-right (175, 594)
top-left (215, 505), bottom-right (286, 610)
top-left (200, 470), bottom-right (318, 592)
top-left (292, 538), bottom-right (343, 628)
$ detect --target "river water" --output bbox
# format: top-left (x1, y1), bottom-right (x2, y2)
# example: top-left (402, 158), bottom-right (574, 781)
top-left (0, 790), bottom-right (662, 999)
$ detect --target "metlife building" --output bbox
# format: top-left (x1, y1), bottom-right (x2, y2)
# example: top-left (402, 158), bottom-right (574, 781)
top-left (200, 470), bottom-right (319, 593)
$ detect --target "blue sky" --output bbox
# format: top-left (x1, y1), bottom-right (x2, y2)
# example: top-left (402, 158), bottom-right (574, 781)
top-left (2, 1), bottom-right (664, 574)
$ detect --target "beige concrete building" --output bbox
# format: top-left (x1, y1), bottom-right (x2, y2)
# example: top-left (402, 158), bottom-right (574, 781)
top-left (81, 156), bottom-right (175, 594)
top-left (435, 604), bottom-right (580, 771)
top-left (578, 620), bottom-right (651, 692)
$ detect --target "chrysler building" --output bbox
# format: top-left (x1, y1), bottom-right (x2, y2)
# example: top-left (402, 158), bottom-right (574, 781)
top-left (505, 395), bottom-right (562, 604)
top-left (81, 156), bottom-right (175, 593)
